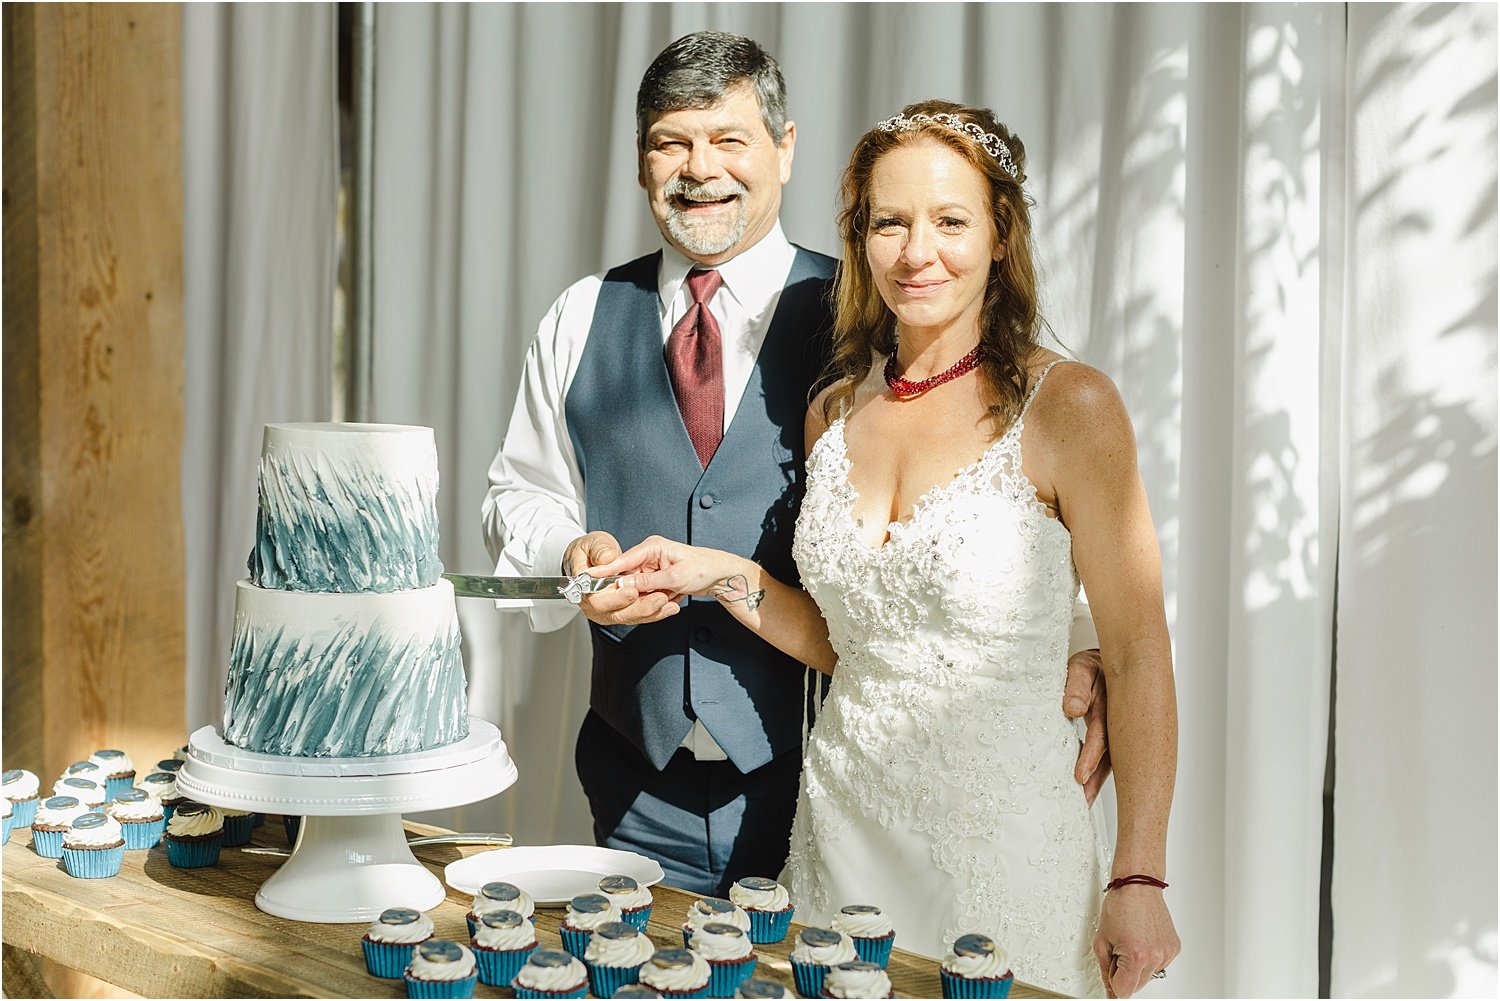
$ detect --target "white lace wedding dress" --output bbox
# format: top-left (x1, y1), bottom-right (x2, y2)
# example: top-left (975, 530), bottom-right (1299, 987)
top-left (782, 360), bottom-right (1109, 997)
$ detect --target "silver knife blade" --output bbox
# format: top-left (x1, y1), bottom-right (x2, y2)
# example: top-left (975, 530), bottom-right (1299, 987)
top-left (443, 572), bottom-right (624, 601)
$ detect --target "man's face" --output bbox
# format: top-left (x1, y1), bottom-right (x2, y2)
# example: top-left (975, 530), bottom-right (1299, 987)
top-left (638, 83), bottom-right (796, 266)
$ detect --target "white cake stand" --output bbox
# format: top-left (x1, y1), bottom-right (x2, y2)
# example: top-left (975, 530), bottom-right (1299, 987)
top-left (177, 718), bottom-right (515, 923)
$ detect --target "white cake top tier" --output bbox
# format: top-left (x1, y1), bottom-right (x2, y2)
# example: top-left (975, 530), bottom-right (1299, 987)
top-left (250, 423), bottom-right (442, 593)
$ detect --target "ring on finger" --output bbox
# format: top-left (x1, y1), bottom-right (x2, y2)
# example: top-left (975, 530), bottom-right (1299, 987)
top-left (1151, 969), bottom-right (1167, 979)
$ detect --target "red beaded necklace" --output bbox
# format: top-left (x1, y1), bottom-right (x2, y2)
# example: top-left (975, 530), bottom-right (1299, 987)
top-left (884, 344), bottom-right (984, 400)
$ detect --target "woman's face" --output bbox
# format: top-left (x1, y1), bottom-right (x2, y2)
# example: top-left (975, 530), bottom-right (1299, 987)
top-left (864, 139), bottom-right (1000, 341)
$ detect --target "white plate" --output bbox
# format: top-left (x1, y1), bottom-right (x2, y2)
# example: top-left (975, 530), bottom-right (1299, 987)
top-left (443, 845), bottom-right (665, 905)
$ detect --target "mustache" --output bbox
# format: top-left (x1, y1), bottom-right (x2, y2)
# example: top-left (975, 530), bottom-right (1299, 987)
top-left (663, 177), bottom-right (748, 203)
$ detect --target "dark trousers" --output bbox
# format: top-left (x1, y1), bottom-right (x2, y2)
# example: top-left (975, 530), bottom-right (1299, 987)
top-left (575, 709), bottom-right (801, 897)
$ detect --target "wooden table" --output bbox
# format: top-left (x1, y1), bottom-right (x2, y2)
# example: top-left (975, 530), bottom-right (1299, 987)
top-left (2, 820), bottom-right (1059, 999)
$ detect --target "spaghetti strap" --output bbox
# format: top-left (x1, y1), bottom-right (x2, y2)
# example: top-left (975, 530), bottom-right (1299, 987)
top-left (1018, 358), bottom-right (1072, 422)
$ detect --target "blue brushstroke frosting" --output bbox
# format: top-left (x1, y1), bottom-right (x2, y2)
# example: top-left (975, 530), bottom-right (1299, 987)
top-left (248, 424), bottom-right (442, 592)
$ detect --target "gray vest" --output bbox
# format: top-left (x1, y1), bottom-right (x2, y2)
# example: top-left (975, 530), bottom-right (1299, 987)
top-left (565, 247), bottom-right (835, 772)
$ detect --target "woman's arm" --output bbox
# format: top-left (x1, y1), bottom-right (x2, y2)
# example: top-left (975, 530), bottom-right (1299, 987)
top-left (1034, 364), bottom-right (1180, 998)
top-left (587, 401), bottom-right (839, 674)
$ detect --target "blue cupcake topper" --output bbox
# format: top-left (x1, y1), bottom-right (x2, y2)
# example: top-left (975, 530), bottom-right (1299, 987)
top-left (379, 907), bottom-right (422, 925)
top-left (569, 892), bottom-right (610, 913)
top-left (595, 921), bottom-right (638, 941)
top-left (417, 939), bottom-right (462, 964)
top-left (2, 769), bottom-right (24, 784)
top-left (700, 922), bottom-right (745, 938)
top-left (840, 904), bottom-right (882, 915)
top-left (174, 801), bottom-right (210, 817)
top-left (142, 772), bottom-right (175, 786)
top-left (65, 761), bottom-right (100, 775)
top-left (953, 933), bottom-right (996, 957)
top-left (42, 795), bottom-right (79, 810)
top-left (72, 812), bottom-right (109, 829)
top-left (799, 927), bottom-right (844, 949)
top-left (481, 881), bottom-right (522, 901)
top-left (695, 897), bottom-right (736, 915)
top-left (156, 759), bottom-right (184, 773)
top-left (93, 749), bottom-right (126, 761)
top-left (527, 949), bottom-right (574, 969)
top-left (60, 777), bottom-right (100, 792)
top-left (650, 948), bottom-right (695, 970)
top-left (479, 909), bottom-right (525, 929)
top-left (835, 960), bottom-right (883, 973)
top-left (734, 980), bottom-right (789, 999)
top-left (736, 876), bottom-right (779, 892)
top-left (112, 788), bottom-right (149, 803)
top-left (599, 874), bottom-right (639, 894)
top-left (614, 987), bottom-right (666, 999)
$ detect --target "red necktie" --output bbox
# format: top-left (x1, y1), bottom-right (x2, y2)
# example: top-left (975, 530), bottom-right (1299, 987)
top-left (665, 269), bottom-right (725, 468)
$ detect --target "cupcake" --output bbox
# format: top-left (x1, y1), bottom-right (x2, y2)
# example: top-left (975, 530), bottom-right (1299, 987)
top-left (583, 920), bottom-right (654, 997)
top-left (219, 808), bottom-right (256, 846)
top-left (2, 768), bottom-right (41, 827)
top-left (940, 934), bottom-right (1013, 999)
top-left (163, 801), bottom-right (225, 868)
top-left (467, 880), bottom-right (536, 936)
top-left (600, 873), bottom-right (655, 931)
top-left (363, 907), bottom-right (435, 978)
top-left (89, 749), bottom-right (136, 799)
top-left (61, 812), bottom-right (126, 878)
top-left (788, 928), bottom-right (855, 1000)
top-left (637, 948), bottom-right (711, 999)
top-left (734, 979), bottom-right (791, 998)
top-left (830, 905), bottom-right (896, 967)
top-left (62, 759), bottom-right (103, 780)
top-left (53, 775), bottom-right (106, 809)
top-left (559, 892), bottom-right (619, 959)
top-left (30, 795), bottom-right (87, 858)
top-left (403, 938), bottom-right (477, 998)
top-left (686, 921), bottom-right (757, 997)
top-left (728, 877), bottom-right (795, 944)
top-left (820, 960), bottom-right (892, 998)
top-left (139, 770), bottom-right (186, 821)
top-left (107, 788), bottom-right (166, 849)
top-left (682, 897), bottom-right (751, 947)
top-left (470, 909), bottom-right (537, 987)
top-left (510, 948), bottom-right (588, 999)
top-left (2, 797), bottom-right (12, 845)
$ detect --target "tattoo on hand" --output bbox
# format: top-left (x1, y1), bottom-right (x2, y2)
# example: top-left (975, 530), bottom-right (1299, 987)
top-left (713, 575), bottom-right (765, 611)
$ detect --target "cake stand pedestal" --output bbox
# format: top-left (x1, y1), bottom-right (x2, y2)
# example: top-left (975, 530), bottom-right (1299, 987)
top-left (177, 718), bottom-right (515, 923)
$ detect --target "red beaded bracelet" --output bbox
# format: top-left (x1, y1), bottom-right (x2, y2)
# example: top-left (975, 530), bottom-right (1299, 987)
top-left (1105, 874), bottom-right (1169, 892)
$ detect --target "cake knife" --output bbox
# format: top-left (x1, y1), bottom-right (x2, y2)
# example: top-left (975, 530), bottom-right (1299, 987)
top-left (442, 572), bottom-right (625, 603)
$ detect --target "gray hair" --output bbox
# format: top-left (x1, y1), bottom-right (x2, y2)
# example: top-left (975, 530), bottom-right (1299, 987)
top-left (636, 31), bottom-right (788, 144)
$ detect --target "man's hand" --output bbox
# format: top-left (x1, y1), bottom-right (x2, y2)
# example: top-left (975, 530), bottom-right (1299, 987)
top-left (1065, 648), bottom-right (1111, 804)
top-left (561, 531), bottom-right (679, 627)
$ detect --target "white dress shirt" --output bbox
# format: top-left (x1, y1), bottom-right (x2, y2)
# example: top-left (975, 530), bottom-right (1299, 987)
top-left (482, 225), bottom-right (799, 760)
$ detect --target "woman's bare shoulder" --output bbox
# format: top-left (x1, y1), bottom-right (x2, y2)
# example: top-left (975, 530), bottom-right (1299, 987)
top-left (1026, 358), bottom-right (1137, 463)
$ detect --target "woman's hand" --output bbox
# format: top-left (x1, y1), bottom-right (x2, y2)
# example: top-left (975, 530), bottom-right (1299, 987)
top-left (590, 536), bottom-right (748, 603)
top-left (1093, 885), bottom-right (1180, 998)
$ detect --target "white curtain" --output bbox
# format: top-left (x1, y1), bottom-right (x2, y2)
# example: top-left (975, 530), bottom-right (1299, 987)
top-left (182, 3), bottom-right (1496, 997)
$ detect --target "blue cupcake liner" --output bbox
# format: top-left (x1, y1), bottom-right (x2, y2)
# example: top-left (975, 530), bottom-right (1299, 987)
top-left (2, 815), bottom-right (12, 844)
top-left (745, 907), bottom-right (794, 945)
top-left (252, 812), bottom-right (265, 828)
top-left (165, 833), bottom-right (223, 868)
top-left (403, 972), bottom-right (477, 998)
top-left (11, 797), bottom-right (39, 828)
top-left (473, 944), bottom-right (536, 987)
top-left (558, 926), bottom-right (592, 960)
top-left (161, 801), bottom-right (181, 823)
top-left (222, 813), bottom-right (255, 847)
top-left (587, 960), bottom-right (644, 997)
top-left (511, 983), bottom-right (588, 1000)
top-left (621, 904), bottom-right (653, 932)
top-left (704, 955), bottom-right (757, 997)
top-left (939, 970), bottom-right (1013, 999)
top-left (120, 816), bottom-right (166, 850)
top-left (103, 775), bottom-right (135, 801)
top-left (850, 933), bottom-right (895, 967)
top-left (31, 828), bottom-right (66, 859)
top-left (791, 961), bottom-right (830, 999)
top-left (62, 843), bottom-right (125, 879)
top-left (363, 938), bottom-right (420, 979)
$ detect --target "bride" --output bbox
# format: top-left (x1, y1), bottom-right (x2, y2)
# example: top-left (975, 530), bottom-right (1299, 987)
top-left (594, 100), bottom-right (1179, 998)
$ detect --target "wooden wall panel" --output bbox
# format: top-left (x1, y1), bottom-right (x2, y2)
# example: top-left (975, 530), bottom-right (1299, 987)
top-left (3, 3), bottom-right (185, 797)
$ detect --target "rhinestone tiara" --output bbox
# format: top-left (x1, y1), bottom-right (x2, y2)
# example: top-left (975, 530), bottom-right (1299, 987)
top-left (875, 112), bottom-right (1020, 180)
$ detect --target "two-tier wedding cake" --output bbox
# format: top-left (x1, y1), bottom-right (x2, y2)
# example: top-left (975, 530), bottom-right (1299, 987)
top-left (221, 423), bottom-right (470, 757)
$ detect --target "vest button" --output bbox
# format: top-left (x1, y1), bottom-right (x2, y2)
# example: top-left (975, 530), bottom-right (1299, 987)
top-left (699, 494), bottom-right (716, 508)
top-left (693, 627), bottom-right (712, 643)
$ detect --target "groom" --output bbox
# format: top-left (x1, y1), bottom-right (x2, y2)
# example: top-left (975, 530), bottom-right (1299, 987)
top-left (482, 30), bottom-right (1109, 895)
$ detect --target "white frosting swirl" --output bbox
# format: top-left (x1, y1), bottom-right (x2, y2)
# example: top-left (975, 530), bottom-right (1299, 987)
top-left (942, 947), bottom-right (1011, 979)
top-left (825, 964), bottom-right (892, 998)
top-left (107, 797), bottom-right (164, 822)
top-left (831, 907), bottom-right (894, 938)
top-left (53, 778), bottom-right (106, 806)
top-left (790, 931), bottom-right (856, 966)
top-left (166, 805), bottom-right (224, 838)
top-left (729, 880), bottom-right (790, 912)
top-left (89, 750), bottom-right (134, 774)
top-left (63, 814), bottom-right (124, 848)
top-left (406, 942), bottom-right (475, 981)
top-left (689, 925), bottom-right (755, 961)
top-left (685, 899), bottom-right (751, 933)
top-left (34, 798), bottom-right (88, 828)
top-left (584, 930), bottom-right (655, 967)
top-left (564, 898), bottom-right (621, 930)
top-left (472, 917), bottom-right (537, 951)
top-left (2, 770), bottom-right (40, 799)
top-left (470, 885), bottom-right (535, 921)
top-left (366, 910), bottom-right (434, 944)
top-left (639, 952), bottom-right (710, 992)
top-left (512, 954), bottom-right (587, 991)
top-left (600, 883), bottom-right (654, 912)
top-left (2, 797), bottom-right (11, 819)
